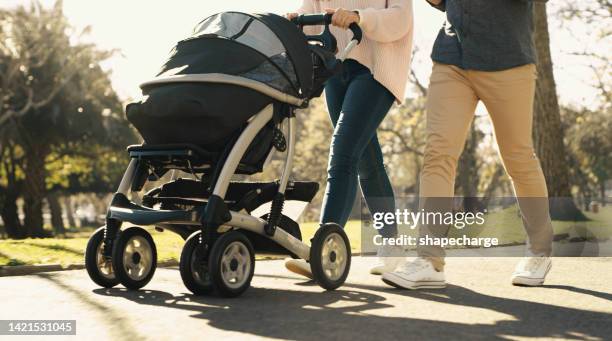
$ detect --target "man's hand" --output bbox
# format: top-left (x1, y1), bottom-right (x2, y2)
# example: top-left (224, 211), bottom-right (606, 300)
top-left (325, 8), bottom-right (360, 29)
top-left (286, 12), bottom-right (299, 20)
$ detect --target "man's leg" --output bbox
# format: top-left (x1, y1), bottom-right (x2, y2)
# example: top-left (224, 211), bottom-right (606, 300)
top-left (472, 64), bottom-right (553, 256)
top-left (383, 63), bottom-right (478, 289)
top-left (417, 63), bottom-right (479, 271)
top-left (471, 64), bottom-right (553, 286)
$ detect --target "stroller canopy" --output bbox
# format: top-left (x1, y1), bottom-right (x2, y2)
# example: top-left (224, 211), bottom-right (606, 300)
top-left (140, 12), bottom-right (314, 104)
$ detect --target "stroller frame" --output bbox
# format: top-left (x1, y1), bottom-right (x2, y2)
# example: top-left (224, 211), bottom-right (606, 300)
top-left (107, 103), bottom-right (311, 261)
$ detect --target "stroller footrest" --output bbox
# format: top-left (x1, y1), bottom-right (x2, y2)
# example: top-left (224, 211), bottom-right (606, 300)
top-left (109, 194), bottom-right (201, 226)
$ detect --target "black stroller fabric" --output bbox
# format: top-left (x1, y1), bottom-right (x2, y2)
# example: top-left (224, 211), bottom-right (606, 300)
top-left (127, 83), bottom-right (271, 149)
top-left (127, 12), bottom-right (338, 168)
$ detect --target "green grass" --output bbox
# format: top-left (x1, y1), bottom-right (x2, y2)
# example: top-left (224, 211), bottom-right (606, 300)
top-left (0, 228), bottom-right (184, 267)
top-left (456, 205), bottom-right (612, 245)
top-left (0, 221), bottom-right (364, 267)
top-left (358, 205), bottom-right (612, 253)
top-left (299, 220), bottom-right (362, 253)
top-left (0, 206), bottom-right (610, 266)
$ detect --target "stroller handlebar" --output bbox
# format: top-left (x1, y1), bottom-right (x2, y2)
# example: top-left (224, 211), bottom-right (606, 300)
top-left (291, 13), bottom-right (332, 26)
top-left (291, 13), bottom-right (363, 44)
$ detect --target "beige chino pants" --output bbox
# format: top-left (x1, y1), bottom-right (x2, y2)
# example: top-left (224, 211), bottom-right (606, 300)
top-left (417, 63), bottom-right (554, 270)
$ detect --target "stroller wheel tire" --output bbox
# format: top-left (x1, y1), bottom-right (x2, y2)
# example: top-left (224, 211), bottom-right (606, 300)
top-left (112, 226), bottom-right (157, 290)
top-left (209, 231), bottom-right (255, 298)
top-left (85, 226), bottom-right (119, 288)
top-left (310, 223), bottom-right (351, 290)
top-left (180, 231), bottom-right (214, 295)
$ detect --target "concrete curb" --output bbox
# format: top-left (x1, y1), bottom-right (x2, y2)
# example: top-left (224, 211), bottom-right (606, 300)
top-left (0, 260), bottom-right (180, 277)
top-left (0, 264), bottom-right (85, 277)
top-left (0, 255), bottom-right (369, 277)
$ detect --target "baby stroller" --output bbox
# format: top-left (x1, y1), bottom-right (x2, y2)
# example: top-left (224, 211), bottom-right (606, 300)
top-left (85, 12), bottom-right (363, 297)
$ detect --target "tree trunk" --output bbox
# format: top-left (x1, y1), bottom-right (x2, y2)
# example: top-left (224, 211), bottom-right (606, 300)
top-left (532, 3), bottom-right (586, 221)
top-left (47, 192), bottom-right (65, 235)
top-left (601, 181), bottom-right (607, 207)
top-left (480, 164), bottom-right (505, 209)
top-left (23, 145), bottom-right (49, 238)
top-left (63, 196), bottom-right (77, 227)
top-left (456, 124), bottom-right (482, 212)
top-left (0, 143), bottom-right (25, 239)
top-left (1, 189), bottom-right (24, 239)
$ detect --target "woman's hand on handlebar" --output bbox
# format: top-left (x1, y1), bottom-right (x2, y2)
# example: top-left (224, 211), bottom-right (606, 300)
top-left (325, 8), bottom-right (360, 29)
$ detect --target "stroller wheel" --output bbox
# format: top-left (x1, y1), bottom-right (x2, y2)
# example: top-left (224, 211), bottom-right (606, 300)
top-left (85, 226), bottom-right (119, 288)
top-left (209, 231), bottom-right (255, 298)
top-left (310, 223), bottom-right (351, 290)
top-left (111, 226), bottom-right (157, 290)
top-left (179, 232), bottom-right (214, 295)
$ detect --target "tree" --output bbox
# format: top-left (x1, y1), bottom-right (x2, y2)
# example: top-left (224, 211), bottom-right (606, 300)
top-left (532, 2), bottom-right (587, 220)
top-left (565, 107), bottom-right (612, 206)
top-left (557, 0), bottom-right (611, 207)
top-left (0, 1), bottom-right (136, 237)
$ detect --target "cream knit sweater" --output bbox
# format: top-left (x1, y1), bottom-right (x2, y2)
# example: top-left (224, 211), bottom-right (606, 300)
top-left (296, 0), bottom-right (414, 103)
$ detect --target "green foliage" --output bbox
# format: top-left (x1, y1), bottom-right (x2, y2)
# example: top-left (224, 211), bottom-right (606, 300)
top-left (564, 106), bottom-right (612, 197)
top-left (0, 1), bottom-right (138, 237)
top-left (0, 0), bottom-right (136, 191)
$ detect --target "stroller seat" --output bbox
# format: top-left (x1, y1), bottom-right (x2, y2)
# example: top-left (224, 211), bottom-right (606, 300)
top-left (127, 143), bottom-right (218, 174)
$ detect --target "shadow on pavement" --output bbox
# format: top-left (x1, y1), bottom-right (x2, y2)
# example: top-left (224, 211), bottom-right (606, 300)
top-left (37, 273), bottom-right (144, 340)
top-left (93, 273), bottom-right (612, 341)
top-left (542, 284), bottom-right (612, 302)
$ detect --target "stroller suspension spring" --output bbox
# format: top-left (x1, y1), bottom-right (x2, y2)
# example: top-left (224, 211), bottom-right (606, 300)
top-left (264, 192), bottom-right (285, 236)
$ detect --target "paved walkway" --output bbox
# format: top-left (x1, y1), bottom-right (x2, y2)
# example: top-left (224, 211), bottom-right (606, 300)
top-left (1, 257), bottom-right (611, 340)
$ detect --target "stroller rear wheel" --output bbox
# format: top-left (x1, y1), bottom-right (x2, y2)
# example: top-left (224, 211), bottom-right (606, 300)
top-left (85, 226), bottom-right (119, 288)
top-left (179, 231), bottom-right (214, 295)
top-left (310, 223), bottom-right (351, 290)
top-left (111, 226), bottom-right (157, 290)
top-left (209, 231), bottom-right (255, 297)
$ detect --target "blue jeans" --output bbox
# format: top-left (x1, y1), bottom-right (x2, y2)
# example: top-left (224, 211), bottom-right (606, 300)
top-left (320, 59), bottom-right (397, 238)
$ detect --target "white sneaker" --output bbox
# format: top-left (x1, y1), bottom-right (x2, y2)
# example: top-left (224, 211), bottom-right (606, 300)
top-left (382, 257), bottom-right (446, 289)
top-left (511, 256), bottom-right (552, 286)
top-left (370, 245), bottom-right (405, 275)
top-left (285, 259), bottom-right (313, 279)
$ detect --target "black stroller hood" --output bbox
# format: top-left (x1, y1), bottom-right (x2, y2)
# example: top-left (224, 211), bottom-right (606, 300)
top-left (126, 12), bottom-right (339, 161)
top-left (147, 12), bottom-right (316, 99)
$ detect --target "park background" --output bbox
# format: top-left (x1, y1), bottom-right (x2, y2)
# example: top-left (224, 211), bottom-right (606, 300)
top-left (0, 0), bottom-right (610, 266)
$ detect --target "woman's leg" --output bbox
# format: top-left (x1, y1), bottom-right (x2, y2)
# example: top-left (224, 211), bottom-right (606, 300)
top-left (358, 135), bottom-right (397, 238)
top-left (321, 73), bottom-right (354, 225)
top-left (320, 70), bottom-right (395, 229)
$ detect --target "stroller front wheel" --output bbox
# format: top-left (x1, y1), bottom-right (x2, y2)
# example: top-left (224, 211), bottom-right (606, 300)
top-left (209, 231), bottom-right (255, 298)
top-left (310, 223), bottom-right (351, 290)
top-left (85, 226), bottom-right (119, 288)
top-left (179, 231), bottom-right (214, 295)
top-left (111, 226), bottom-right (157, 290)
